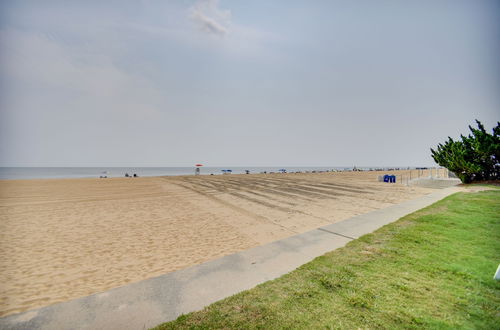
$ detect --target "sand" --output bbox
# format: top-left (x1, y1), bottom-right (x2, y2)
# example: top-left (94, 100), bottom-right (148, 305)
top-left (0, 170), bottom-right (441, 317)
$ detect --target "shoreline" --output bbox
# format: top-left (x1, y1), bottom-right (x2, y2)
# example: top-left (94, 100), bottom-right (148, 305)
top-left (0, 166), bottom-right (442, 181)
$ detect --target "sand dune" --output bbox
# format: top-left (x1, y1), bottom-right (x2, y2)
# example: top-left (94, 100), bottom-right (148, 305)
top-left (0, 170), bottom-right (438, 317)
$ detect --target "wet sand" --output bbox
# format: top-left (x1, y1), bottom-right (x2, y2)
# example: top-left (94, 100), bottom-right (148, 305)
top-left (0, 170), bottom-right (438, 317)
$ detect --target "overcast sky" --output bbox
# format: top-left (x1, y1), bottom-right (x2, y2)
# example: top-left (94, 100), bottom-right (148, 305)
top-left (0, 0), bottom-right (498, 167)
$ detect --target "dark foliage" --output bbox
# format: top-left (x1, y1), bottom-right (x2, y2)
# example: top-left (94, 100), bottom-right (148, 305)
top-left (431, 120), bottom-right (500, 183)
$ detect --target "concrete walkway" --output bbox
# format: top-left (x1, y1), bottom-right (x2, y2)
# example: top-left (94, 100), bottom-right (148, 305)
top-left (0, 187), bottom-right (460, 330)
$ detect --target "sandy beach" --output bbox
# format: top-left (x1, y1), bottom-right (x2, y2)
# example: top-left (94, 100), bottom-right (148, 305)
top-left (0, 170), bottom-right (440, 317)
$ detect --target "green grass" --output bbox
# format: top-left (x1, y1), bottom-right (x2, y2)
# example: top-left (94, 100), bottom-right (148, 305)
top-left (153, 190), bottom-right (500, 329)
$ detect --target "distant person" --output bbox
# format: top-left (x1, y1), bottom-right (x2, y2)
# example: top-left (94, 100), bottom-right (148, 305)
top-left (133, 173), bottom-right (138, 177)
top-left (245, 170), bottom-right (250, 174)
top-left (125, 173), bottom-right (129, 177)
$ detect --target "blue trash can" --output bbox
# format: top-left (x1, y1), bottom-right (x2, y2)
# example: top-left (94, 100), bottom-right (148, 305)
top-left (383, 175), bottom-right (390, 182)
top-left (390, 175), bottom-right (396, 183)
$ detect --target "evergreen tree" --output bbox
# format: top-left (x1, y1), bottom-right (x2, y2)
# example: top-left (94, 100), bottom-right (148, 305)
top-left (431, 120), bottom-right (500, 183)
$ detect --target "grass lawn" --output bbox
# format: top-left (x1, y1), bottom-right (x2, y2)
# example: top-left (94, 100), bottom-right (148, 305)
top-left (154, 190), bottom-right (500, 329)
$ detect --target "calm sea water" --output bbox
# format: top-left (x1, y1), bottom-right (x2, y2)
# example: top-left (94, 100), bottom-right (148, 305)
top-left (0, 167), bottom-right (362, 180)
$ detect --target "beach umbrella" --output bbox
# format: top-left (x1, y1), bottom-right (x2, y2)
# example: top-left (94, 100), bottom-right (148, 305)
top-left (195, 164), bottom-right (203, 167)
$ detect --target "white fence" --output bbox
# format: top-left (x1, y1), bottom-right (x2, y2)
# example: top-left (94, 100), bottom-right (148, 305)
top-left (378, 168), bottom-right (452, 186)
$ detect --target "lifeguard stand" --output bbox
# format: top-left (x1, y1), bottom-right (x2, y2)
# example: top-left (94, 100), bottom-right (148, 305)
top-left (195, 164), bottom-right (203, 175)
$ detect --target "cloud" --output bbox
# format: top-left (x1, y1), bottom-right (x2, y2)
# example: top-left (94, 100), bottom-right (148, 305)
top-left (191, 11), bottom-right (227, 36)
top-left (189, 0), bottom-right (231, 37)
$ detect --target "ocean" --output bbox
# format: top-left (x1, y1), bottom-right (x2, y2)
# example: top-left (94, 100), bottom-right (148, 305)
top-left (0, 167), bottom-right (362, 180)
